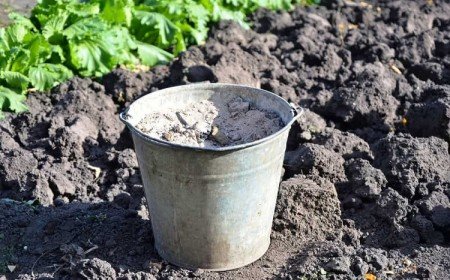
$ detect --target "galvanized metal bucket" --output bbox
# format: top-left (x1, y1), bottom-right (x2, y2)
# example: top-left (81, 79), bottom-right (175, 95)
top-left (120, 83), bottom-right (302, 271)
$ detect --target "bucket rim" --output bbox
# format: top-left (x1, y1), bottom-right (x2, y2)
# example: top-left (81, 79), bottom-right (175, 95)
top-left (119, 83), bottom-right (303, 152)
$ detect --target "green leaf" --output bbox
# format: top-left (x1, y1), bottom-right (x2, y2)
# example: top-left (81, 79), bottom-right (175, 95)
top-left (177, 22), bottom-right (206, 45)
top-left (68, 36), bottom-right (113, 76)
top-left (0, 86), bottom-right (27, 114)
top-left (42, 11), bottom-right (69, 41)
top-left (66, 21), bottom-right (137, 75)
top-left (31, 0), bottom-right (61, 27)
top-left (33, 1), bottom-right (100, 27)
top-left (0, 24), bottom-right (30, 49)
top-left (63, 17), bottom-right (109, 39)
top-left (257, 0), bottom-right (293, 10)
top-left (132, 9), bottom-right (179, 46)
top-left (135, 41), bottom-right (173, 66)
top-left (8, 13), bottom-right (36, 31)
top-left (29, 63), bottom-right (73, 91)
top-left (208, 1), bottom-right (249, 28)
top-left (67, 2), bottom-right (100, 17)
top-left (103, 26), bottom-right (138, 64)
top-left (27, 34), bottom-right (52, 66)
top-left (48, 45), bottom-right (66, 63)
top-left (99, 0), bottom-right (134, 26)
top-left (174, 32), bottom-right (186, 55)
top-left (9, 48), bottom-right (31, 73)
top-left (185, 2), bottom-right (209, 30)
top-left (0, 71), bottom-right (30, 91)
top-left (35, 0), bottom-right (71, 9)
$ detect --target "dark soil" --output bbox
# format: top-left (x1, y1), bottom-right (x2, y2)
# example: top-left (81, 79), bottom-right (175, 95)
top-left (1, 0), bottom-right (450, 279)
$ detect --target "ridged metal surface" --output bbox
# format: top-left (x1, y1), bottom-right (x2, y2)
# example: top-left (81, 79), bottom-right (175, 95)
top-left (121, 83), bottom-right (302, 271)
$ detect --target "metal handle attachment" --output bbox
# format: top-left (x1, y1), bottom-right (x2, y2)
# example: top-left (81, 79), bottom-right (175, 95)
top-left (289, 102), bottom-right (304, 121)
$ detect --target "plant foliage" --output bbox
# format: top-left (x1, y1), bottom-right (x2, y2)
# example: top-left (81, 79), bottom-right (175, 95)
top-left (0, 0), bottom-right (319, 116)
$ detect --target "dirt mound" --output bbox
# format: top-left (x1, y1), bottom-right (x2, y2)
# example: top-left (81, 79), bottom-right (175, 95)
top-left (1, 0), bottom-right (450, 279)
top-left (273, 175), bottom-right (342, 241)
top-left (317, 62), bottom-right (399, 130)
top-left (373, 134), bottom-right (450, 199)
top-left (0, 77), bottom-right (150, 209)
top-left (312, 128), bottom-right (374, 160)
top-left (284, 143), bottom-right (346, 183)
top-left (405, 83), bottom-right (450, 140)
top-left (102, 66), bottom-right (170, 105)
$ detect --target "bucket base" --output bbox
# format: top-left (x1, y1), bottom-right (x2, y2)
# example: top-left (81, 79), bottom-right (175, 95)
top-left (155, 238), bottom-right (271, 271)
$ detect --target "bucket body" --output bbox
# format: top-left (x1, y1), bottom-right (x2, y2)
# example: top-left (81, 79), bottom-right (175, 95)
top-left (120, 83), bottom-right (301, 271)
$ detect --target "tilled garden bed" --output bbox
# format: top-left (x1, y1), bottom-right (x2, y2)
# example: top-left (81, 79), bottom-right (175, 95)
top-left (1, 0), bottom-right (450, 279)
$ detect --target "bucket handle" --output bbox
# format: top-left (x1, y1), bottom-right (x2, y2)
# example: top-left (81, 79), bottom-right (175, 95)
top-left (289, 103), bottom-right (304, 122)
top-left (119, 107), bottom-right (130, 125)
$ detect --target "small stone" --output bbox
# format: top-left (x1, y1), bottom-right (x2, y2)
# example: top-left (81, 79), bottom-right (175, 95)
top-left (403, 258), bottom-right (412, 267)
top-left (54, 197), bottom-right (69, 207)
top-left (300, 131), bottom-right (312, 140)
top-left (163, 132), bottom-right (174, 141)
top-left (371, 253), bottom-right (389, 270)
top-left (32, 178), bottom-right (54, 206)
top-left (211, 126), bottom-right (231, 145)
top-left (297, 109), bottom-right (327, 135)
top-left (325, 256), bottom-right (351, 273)
top-left (193, 269), bottom-right (205, 276)
top-left (74, 258), bottom-right (116, 279)
top-left (352, 257), bottom-right (369, 276)
top-left (410, 249), bottom-right (419, 258)
top-left (49, 172), bottom-right (76, 196)
top-left (142, 259), bottom-right (162, 274)
top-left (176, 112), bottom-right (195, 127)
top-left (114, 192), bottom-right (131, 209)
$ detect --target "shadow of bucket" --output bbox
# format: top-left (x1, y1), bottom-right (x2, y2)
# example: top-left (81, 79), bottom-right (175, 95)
top-left (120, 83), bottom-right (303, 271)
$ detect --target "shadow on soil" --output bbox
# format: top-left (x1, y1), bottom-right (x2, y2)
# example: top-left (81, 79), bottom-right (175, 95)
top-left (0, 200), bottom-right (160, 278)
